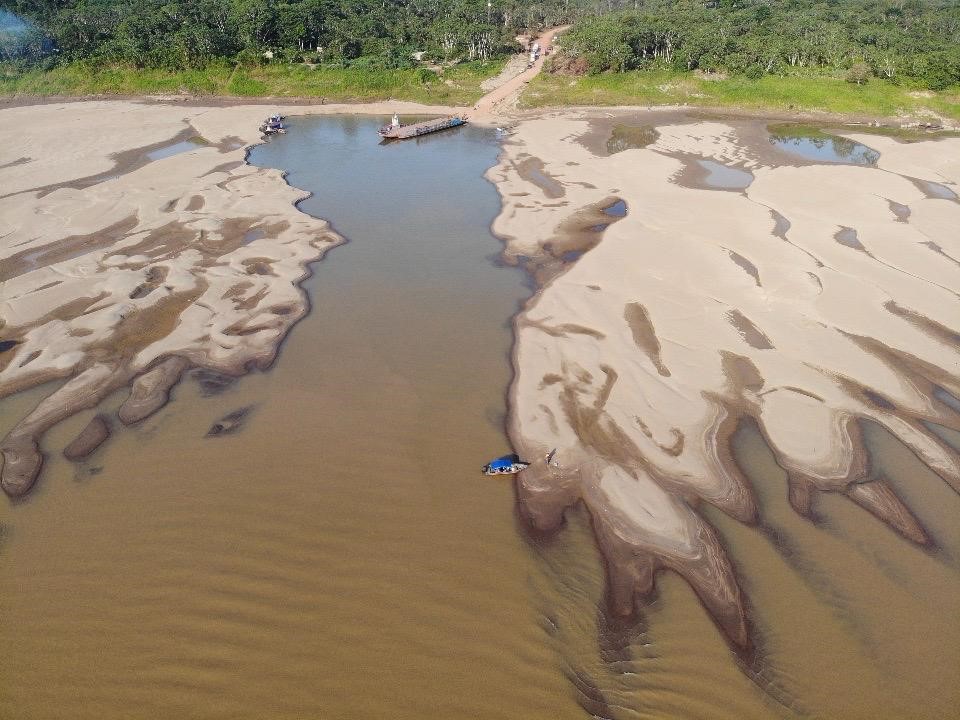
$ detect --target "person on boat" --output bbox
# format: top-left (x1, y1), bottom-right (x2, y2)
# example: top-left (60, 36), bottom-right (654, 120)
top-left (391, 113), bottom-right (400, 128)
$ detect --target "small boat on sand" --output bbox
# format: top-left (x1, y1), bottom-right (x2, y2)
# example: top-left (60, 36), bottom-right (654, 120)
top-left (379, 113), bottom-right (467, 140)
top-left (482, 454), bottom-right (530, 475)
top-left (260, 115), bottom-right (287, 135)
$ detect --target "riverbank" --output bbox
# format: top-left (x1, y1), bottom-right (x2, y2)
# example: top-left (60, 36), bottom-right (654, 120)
top-left (4, 62), bottom-right (959, 124)
top-left (1, 99), bottom-right (466, 496)
top-left (3, 98), bottom-right (960, 718)
top-left (522, 69), bottom-right (960, 123)
top-left (0, 60), bottom-right (505, 106)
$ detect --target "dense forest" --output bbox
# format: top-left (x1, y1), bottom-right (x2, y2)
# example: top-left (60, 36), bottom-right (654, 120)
top-left (2, 0), bottom-right (958, 91)
top-left (0, 0), bottom-right (595, 68)
top-left (555, 0), bottom-right (960, 89)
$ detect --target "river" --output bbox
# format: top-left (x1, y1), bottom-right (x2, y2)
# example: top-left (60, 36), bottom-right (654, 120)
top-left (1, 115), bottom-right (958, 719)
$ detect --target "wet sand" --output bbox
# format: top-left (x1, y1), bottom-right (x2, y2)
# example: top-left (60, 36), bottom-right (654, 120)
top-left (490, 108), bottom-right (960, 714)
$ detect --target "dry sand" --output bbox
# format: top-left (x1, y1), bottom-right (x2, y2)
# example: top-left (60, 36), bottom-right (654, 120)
top-left (0, 99), bottom-right (463, 496)
top-left (489, 110), bottom-right (960, 649)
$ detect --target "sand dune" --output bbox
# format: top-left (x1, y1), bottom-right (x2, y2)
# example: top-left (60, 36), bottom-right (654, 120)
top-left (490, 111), bottom-right (960, 649)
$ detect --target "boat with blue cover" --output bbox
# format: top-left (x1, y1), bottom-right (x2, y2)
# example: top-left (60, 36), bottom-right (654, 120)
top-left (482, 454), bottom-right (530, 475)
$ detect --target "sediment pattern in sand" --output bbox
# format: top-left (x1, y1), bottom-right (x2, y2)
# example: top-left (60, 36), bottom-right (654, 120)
top-left (0, 101), bottom-right (354, 496)
top-left (490, 112), bottom-right (960, 649)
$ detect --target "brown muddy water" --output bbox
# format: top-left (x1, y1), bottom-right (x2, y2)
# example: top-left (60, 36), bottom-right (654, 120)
top-left (1, 115), bottom-right (959, 719)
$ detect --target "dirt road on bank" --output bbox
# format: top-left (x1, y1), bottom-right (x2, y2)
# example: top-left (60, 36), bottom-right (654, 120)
top-left (472, 26), bottom-right (568, 117)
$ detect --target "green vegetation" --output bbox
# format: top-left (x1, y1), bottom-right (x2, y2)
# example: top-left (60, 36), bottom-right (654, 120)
top-left (2, 0), bottom-right (958, 118)
top-left (0, 57), bottom-right (504, 103)
top-left (0, 0), bottom-right (581, 99)
top-left (557, 0), bottom-right (960, 90)
top-left (523, 68), bottom-right (960, 119)
top-left (0, 0), bottom-right (586, 67)
top-left (536, 0), bottom-right (960, 119)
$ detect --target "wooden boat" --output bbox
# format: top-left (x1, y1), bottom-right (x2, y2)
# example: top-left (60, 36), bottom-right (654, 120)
top-left (379, 113), bottom-right (467, 140)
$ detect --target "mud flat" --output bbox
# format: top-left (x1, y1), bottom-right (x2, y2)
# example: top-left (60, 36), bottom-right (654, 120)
top-left (490, 110), bottom-right (960, 653)
top-left (0, 99), bottom-right (461, 496)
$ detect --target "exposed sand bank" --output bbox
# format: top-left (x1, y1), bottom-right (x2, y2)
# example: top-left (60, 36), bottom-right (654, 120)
top-left (3, 96), bottom-right (958, 662)
top-left (0, 99), bottom-right (465, 495)
top-left (489, 109), bottom-right (960, 649)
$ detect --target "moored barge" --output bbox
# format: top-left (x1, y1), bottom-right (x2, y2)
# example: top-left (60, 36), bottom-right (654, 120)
top-left (379, 113), bottom-right (468, 140)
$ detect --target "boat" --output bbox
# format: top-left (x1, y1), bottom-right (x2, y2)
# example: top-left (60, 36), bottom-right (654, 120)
top-left (260, 120), bottom-right (286, 136)
top-left (260, 114), bottom-right (288, 136)
top-left (482, 453), bottom-right (530, 475)
top-left (378, 113), bottom-right (468, 140)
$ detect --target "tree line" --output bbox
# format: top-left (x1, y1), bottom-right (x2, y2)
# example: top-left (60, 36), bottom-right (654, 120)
top-left (554, 0), bottom-right (960, 89)
top-left (6, 0), bottom-right (956, 90)
top-left (1, 0), bottom-right (598, 69)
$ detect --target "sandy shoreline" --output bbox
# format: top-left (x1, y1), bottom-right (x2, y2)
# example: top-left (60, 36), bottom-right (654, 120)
top-left (7, 90), bottom-right (959, 128)
top-left (488, 108), bottom-right (960, 649)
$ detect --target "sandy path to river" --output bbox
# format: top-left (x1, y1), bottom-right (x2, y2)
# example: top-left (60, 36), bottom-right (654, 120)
top-left (473, 26), bottom-right (568, 117)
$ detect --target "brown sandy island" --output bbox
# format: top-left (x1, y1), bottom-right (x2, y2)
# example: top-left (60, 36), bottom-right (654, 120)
top-left (489, 109), bottom-right (960, 650)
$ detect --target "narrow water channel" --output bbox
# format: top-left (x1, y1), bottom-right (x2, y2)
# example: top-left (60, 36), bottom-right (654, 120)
top-left (0, 115), bottom-right (582, 719)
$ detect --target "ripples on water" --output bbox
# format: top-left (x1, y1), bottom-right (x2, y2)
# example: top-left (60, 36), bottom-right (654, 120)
top-left (0, 116), bottom-right (588, 720)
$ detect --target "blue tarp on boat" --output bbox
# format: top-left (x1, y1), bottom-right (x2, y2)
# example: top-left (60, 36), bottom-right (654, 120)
top-left (482, 454), bottom-right (530, 475)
